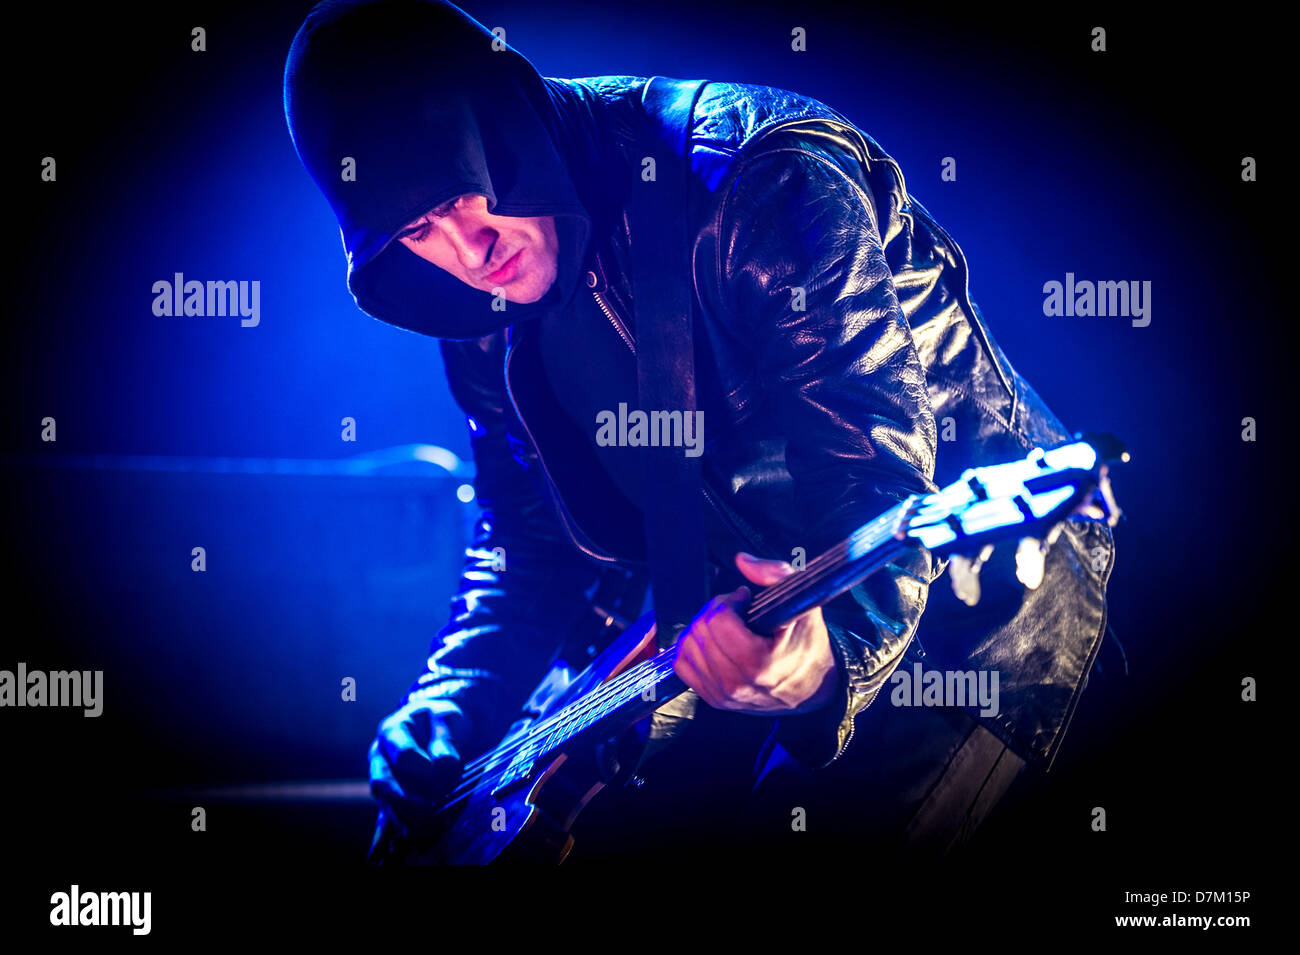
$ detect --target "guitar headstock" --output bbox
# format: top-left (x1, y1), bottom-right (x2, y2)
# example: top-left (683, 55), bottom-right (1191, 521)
top-left (899, 434), bottom-right (1126, 604)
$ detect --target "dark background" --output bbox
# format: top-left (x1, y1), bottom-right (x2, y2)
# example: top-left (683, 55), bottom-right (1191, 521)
top-left (0, 0), bottom-right (1284, 937)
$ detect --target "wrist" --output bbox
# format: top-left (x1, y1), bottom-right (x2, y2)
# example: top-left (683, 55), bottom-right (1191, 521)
top-left (794, 628), bottom-right (846, 713)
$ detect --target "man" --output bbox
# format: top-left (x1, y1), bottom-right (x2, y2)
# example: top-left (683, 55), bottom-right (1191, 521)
top-left (283, 0), bottom-right (1115, 863)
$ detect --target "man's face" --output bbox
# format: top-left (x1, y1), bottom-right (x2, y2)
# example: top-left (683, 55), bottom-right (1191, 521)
top-left (396, 193), bottom-right (559, 304)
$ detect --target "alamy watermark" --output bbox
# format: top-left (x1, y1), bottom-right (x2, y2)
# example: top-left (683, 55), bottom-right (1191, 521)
top-left (1042, 273), bottom-right (1150, 327)
top-left (889, 662), bottom-right (1000, 717)
top-left (50, 885), bottom-right (150, 935)
top-left (0, 663), bottom-right (102, 717)
top-left (152, 273), bottom-right (260, 327)
top-left (595, 402), bottom-right (704, 458)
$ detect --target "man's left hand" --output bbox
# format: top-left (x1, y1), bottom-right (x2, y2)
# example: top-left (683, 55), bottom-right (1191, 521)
top-left (673, 551), bottom-right (838, 714)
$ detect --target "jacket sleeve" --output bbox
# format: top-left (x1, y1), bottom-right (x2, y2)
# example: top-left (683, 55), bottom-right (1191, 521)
top-left (711, 141), bottom-right (940, 767)
top-left (400, 333), bottom-right (605, 760)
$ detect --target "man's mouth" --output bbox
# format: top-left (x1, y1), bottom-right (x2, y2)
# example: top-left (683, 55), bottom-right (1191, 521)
top-left (482, 249), bottom-right (523, 285)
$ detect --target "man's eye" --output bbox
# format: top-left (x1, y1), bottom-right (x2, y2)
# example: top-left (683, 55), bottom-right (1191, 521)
top-left (400, 195), bottom-right (474, 241)
top-left (399, 221), bottom-right (432, 242)
top-left (430, 195), bottom-right (472, 219)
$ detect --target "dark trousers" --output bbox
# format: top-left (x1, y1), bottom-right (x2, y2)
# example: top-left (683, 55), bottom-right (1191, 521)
top-left (565, 696), bottom-right (1027, 864)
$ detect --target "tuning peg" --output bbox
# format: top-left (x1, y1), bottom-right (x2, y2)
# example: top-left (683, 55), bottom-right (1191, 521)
top-left (1094, 464), bottom-right (1122, 527)
top-left (1069, 464), bottom-right (1123, 527)
top-left (949, 543), bottom-right (994, 606)
top-left (1015, 537), bottom-right (1046, 589)
top-left (1015, 522), bottom-right (1067, 590)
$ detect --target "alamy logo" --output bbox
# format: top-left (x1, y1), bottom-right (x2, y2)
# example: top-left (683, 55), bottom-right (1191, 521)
top-left (152, 273), bottom-right (260, 327)
top-left (889, 662), bottom-right (1000, 717)
top-left (0, 663), bottom-right (102, 717)
top-left (1042, 272), bottom-right (1150, 327)
top-left (595, 402), bottom-right (704, 458)
top-left (50, 885), bottom-right (150, 935)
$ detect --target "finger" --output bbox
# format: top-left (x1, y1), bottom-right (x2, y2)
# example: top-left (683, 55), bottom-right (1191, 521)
top-left (698, 642), bottom-right (751, 708)
top-left (378, 712), bottom-right (459, 800)
top-left (735, 551), bottom-right (797, 586)
top-left (395, 746), bottom-right (461, 802)
top-left (677, 591), bottom-right (754, 704)
top-left (674, 630), bottom-right (724, 707)
top-left (699, 596), bottom-right (771, 687)
top-left (366, 807), bottom-right (402, 864)
top-left (716, 585), bottom-right (751, 612)
top-left (377, 711), bottom-right (423, 768)
top-left (672, 653), bottom-right (708, 705)
top-left (369, 740), bottom-right (408, 808)
top-left (371, 745), bottom-right (448, 832)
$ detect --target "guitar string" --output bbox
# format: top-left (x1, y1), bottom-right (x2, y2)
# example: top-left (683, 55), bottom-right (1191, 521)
top-left (443, 650), bottom-right (683, 808)
top-left (452, 652), bottom-right (684, 805)
top-left (457, 658), bottom-right (657, 777)
top-left (445, 538), bottom-right (874, 805)
top-left (455, 650), bottom-right (672, 786)
top-left (445, 515), bottom-right (906, 803)
top-left (744, 539), bottom-right (852, 620)
top-left (455, 534), bottom-right (858, 782)
top-left (463, 507), bottom-right (895, 780)
top-left (745, 514), bottom-right (893, 618)
top-left (444, 508), bottom-right (907, 807)
top-left (455, 523), bottom-right (863, 782)
top-left (744, 503), bottom-right (902, 617)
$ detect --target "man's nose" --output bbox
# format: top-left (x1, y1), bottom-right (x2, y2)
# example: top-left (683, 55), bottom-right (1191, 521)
top-left (441, 214), bottom-right (496, 272)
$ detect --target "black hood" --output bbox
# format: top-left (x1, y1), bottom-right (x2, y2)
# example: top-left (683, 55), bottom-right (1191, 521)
top-left (283, 0), bottom-right (592, 339)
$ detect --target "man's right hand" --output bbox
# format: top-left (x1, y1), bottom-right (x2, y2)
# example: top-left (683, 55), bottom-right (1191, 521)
top-left (368, 697), bottom-right (465, 846)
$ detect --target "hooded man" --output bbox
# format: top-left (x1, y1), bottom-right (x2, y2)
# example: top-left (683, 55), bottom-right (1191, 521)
top-left (283, 0), bottom-right (1116, 864)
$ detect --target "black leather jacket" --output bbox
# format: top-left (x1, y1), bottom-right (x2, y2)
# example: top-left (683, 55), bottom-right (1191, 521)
top-left (405, 76), bottom-right (1115, 773)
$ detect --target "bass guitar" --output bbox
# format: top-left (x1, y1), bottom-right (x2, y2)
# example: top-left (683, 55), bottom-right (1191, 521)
top-left (393, 434), bottom-right (1125, 863)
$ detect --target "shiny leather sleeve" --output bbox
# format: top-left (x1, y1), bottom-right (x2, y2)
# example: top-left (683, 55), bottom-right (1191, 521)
top-left (399, 334), bottom-right (604, 760)
top-left (711, 141), bottom-right (940, 767)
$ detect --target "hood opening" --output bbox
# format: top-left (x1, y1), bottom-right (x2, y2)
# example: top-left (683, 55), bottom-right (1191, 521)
top-left (284, 0), bottom-right (592, 339)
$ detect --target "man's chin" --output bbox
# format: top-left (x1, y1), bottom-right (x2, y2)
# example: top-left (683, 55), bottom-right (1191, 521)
top-left (503, 281), bottom-right (554, 306)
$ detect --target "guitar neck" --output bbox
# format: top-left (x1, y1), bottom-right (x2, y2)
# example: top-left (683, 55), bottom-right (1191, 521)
top-left (742, 499), bottom-right (911, 635)
top-left (585, 499), bottom-right (914, 726)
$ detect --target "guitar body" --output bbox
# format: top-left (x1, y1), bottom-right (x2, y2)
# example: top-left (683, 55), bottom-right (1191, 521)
top-left (416, 613), bottom-right (661, 864)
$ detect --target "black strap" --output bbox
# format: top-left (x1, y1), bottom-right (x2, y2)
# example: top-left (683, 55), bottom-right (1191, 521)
top-left (629, 76), bottom-right (710, 649)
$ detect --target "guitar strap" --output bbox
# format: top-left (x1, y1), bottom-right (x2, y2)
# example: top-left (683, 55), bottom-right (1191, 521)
top-left (630, 76), bottom-right (710, 650)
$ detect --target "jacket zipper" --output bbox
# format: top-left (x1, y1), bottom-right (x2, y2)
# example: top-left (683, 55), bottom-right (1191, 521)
top-left (833, 707), bottom-right (858, 763)
top-left (592, 286), bottom-right (635, 353)
top-left (828, 670), bottom-right (882, 763)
